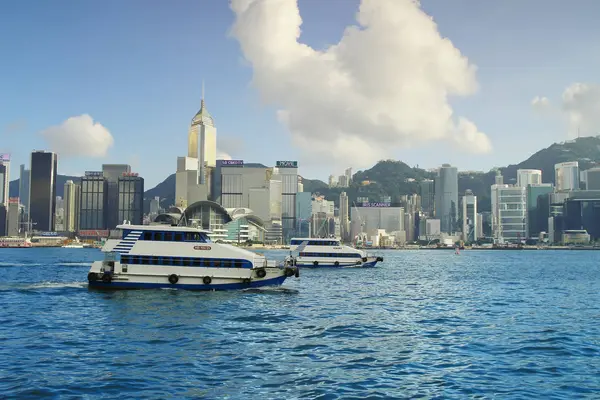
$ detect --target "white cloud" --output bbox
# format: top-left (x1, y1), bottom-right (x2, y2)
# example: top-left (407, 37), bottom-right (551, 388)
top-left (533, 83), bottom-right (600, 137)
top-left (40, 114), bottom-right (114, 158)
top-left (229, 0), bottom-right (491, 168)
top-left (217, 149), bottom-right (233, 160)
top-left (531, 96), bottom-right (550, 109)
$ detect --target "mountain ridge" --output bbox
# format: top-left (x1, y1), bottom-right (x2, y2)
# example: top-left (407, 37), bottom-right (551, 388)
top-left (9, 137), bottom-right (600, 213)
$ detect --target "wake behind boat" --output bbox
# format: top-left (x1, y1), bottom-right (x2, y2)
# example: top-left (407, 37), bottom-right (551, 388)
top-left (87, 224), bottom-right (299, 290)
top-left (286, 238), bottom-right (383, 268)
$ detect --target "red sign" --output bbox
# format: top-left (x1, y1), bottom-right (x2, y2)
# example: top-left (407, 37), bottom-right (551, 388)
top-left (193, 245), bottom-right (211, 251)
top-left (8, 197), bottom-right (19, 204)
top-left (122, 172), bottom-right (139, 177)
top-left (78, 230), bottom-right (110, 237)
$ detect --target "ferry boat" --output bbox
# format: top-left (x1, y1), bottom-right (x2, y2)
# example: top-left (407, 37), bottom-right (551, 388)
top-left (286, 238), bottom-right (384, 268)
top-left (87, 224), bottom-right (299, 290)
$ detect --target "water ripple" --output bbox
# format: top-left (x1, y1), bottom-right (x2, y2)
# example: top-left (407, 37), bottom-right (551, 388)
top-left (0, 248), bottom-right (600, 398)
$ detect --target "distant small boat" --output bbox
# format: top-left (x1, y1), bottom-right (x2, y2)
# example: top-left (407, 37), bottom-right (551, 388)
top-left (62, 237), bottom-right (87, 249)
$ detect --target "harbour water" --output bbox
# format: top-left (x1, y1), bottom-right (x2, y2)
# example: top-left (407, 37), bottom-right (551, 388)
top-left (1, 248), bottom-right (599, 399)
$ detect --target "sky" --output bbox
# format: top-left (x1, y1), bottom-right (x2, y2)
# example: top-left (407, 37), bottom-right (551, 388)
top-left (2, 0), bottom-right (600, 188)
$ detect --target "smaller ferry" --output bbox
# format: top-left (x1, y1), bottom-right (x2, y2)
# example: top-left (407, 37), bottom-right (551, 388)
top-left (62, 237), bottom-right (87, 249)
top-left (287, 238), bottom-right (383, 268)
top-left (87, 224), bottom-right (299, 290)
top-left (0, 237), bottom-right (32, 248)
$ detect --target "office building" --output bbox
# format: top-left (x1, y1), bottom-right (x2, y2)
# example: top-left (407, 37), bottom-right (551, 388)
top-left (517, 169), bottom-right (542, 187)
top-left (344, 167), bottom-right (352, 186)
top-left (350, 203), bottom-right (404, 238)
top-left (102, 164), bottom-right (131, 229)
top-left (296, 192), bottom-right (312, 238)
top-left (555, 161), bottom-right (579, 191)
top-left (526, 183), bottom-right (553, 238)
top-left (19, 164), bottom-right (30, 216)
top-left (328, 175), bottom-right (337, 188)
top-left (0, 153), bottom-right (9, 206)
top-left (491, 184), bottom-right (526, 243)
top-left (462, 190), bottom-right (478, 242)
top-left (187, 95), bottom-right (216, 185)
top-left (583, 167), bottom-right (600, 190)
top-left (434, 164), bottom-right (458, 233)
top-left (149, 196), bottom-right (160, 217)
top-left (79, 171), bottom-right (108, 230)
top-left (339, 191), bottom-right (349, 241)
top-left (419, 179), bottom-right (435, 216)
top-left (276, 161), bottom-right (299, 243)
top-left (118, 173), bottom-right (144, 225)
top-left (7, 198), bottom-right (20, 236)
top-left (64, 180), bottom-right (81, 232)
top-left (29, 151), bottom-right (58, 232)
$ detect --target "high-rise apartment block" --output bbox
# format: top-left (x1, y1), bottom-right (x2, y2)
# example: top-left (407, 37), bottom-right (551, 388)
top-left (29, 151), bottom-right (57, 232)
top-left (64, 180), bottom-right (81, 232)
top-left (117, 173), bottom-right (144, 225)
top-left (517, 169), bottom-right (542, 187)
top-left (79, 171), bottom-right (108, 230)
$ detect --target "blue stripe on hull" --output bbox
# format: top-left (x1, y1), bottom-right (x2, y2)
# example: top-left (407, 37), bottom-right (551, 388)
top-left (88, 275), bottom-right (287, 291)
top-left (298, 261), bottom-right (380, 268)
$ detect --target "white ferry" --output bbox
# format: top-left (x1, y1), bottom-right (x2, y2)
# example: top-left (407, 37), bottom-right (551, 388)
top-left (87, 224), bottom-right (299, 290)
top-left (287, 238), bottom-right (384, 268)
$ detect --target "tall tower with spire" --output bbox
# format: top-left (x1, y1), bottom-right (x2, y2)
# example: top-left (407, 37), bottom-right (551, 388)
top-left (187, 83), bottom-right (217, 185)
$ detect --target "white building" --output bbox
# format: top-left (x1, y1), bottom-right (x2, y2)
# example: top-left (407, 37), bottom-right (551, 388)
top-left (63, 180), bottom-right (80, 232)
top-left (491, 183), bottom-right (526, 243)
top-left (555, 161), bottom-right (579, 191)
top-left (339, 192), bottom-right (349, 242)
top-left (517, 169), bottom-right (542, 187)
top-left (462, 190), bottom-right (478, 242)
top-left (0, 153), bottom-right (9, 206)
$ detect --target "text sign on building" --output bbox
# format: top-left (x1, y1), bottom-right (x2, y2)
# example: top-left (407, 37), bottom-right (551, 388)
top-left (85, 171), bottom-right (103, 177)
top-left (0, 153), bottom-right (9, 165)
top-left (221, 160), bottom-right (244, 166)
top-left (361, 202), bottom-right (391, 207)
top-left (276, 161), bottom-right (298, 168)
top-left (78, 229), bottom-right (110, 237)
top-left (122, 172), bottom-right (139, 177)
top-left (8, 197), bottom-right (19, 204)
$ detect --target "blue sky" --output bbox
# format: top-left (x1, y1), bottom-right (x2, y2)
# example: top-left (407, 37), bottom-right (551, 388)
top-left (2, 0), bottom-right (600, 188)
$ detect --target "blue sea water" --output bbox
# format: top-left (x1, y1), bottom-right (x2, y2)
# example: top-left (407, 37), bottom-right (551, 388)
top-left (1, 248), bottom-right (600, 399)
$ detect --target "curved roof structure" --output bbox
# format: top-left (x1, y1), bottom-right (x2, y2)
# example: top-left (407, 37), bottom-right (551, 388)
top-left (153, 213), bottom-right (182, 225)
top-left (182, 200), bottom-right (232, 224)
top-left (166, 206), bottom-right (184, 214)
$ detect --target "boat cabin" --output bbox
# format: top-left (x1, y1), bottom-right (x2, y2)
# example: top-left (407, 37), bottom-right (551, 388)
top-left (290, 238), bottom-right (341, 246)
top-left (117, 224), bottom-right (212, 243)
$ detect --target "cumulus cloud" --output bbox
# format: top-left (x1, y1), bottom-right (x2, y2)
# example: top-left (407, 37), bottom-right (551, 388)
top-left (531, 96), bottom-right (550, 110)
top-left (533, 83), bottom-right (600, 137)
top-left (40, 114), bottom-right (113, 158)
top-left (229, 0), bottom-right (491, 167)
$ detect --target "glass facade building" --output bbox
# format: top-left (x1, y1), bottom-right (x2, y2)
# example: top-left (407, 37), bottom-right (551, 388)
top-left (117, 175), bottom-right (144, 225)
top-left (80, 172), bottom-right (108, 230)
top-left (29, 151), bottom-right (57, 232)
top-left (434, 165), bottom-right (458, 233)
top-left (102, 164), bottom-right (131, 229)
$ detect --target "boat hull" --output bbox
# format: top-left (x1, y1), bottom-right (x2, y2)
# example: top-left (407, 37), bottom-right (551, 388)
top-left (87, 261), bottom-right (296, 291)
top-left (294, 256), bottom-right (383, 268)
top-left (89, 275), bottom-right (287, 290)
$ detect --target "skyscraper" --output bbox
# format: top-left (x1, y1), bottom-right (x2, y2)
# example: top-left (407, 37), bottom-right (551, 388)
top-left (419, 179), bottom-right (435, 216)
top-left (80, 171), bottom-right (108, 230)
top-left (29, 151), bottom-right (57, 232)
top-left (345, 167), bottom-right (353, 186)
top-left (64, 180), bottom-right (81, 232)
top-left (339, 191), bottom-right (349, 242)
top-left (583, 167), bottom-right (600, 190)
top-left (462, 190), bottom-right (478, 242)
top-left (187, 95), bottom-right (217, 185)
top-left (117, 173), bottom-right (144, 225)
top-left (434, 164), bottom-right (458, 233)
top-left (19, 164), bottom-right (30, 216)
top-left (555, 161), bottom-right (579, 191)
top-left (102, 164), bottom-right (131, 229)
top-left (0, 153), bottom-right (10, 206)
top-left (276, 161), bottom-right (299, 243)
top-left (517, 169), bottom-right (542, 187)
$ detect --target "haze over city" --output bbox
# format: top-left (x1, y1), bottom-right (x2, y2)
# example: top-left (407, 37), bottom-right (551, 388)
top-left (2, 0), bottom-right (600, 188)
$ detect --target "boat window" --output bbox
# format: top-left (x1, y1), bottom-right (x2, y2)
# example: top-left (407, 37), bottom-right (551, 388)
top-left (182, 258), bottom-right (191, 266)
top-left (222, 260), bottom-right (231, 268)
top-left (143, 232), bottom-right (152, 241)
top-left (174, 232), bottom-right (184, 242)
top-left (122, 229), bottom-right (131, 239)
top-left (185, 232), bottom-right (201, 242)
top-left (199, 233), bottom-right (211, 243)
top-left (150, 256), bottom-right (158, 265)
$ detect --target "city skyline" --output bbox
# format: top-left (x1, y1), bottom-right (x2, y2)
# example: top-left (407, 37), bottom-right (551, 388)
top-left (2, 0), bottom-right (600, 187)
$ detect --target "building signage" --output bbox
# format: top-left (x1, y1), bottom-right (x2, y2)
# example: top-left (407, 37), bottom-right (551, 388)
top-left (39, 232), bottom-right (59, 236)
top-left (122, 172), bottom-right (139, 177)
top-left (8, 197), bottom-right (19, 204)
top-left (221, 160), bottom-right (244, 166)
top-left (276, 161), bottom-right (298, 168)
top-left (361, 202), bottom-right (391, 208)
top-left (84, 171), bottom-right (103, 177)
top-left (0, 153), bottom-right (10, 162)
top-left (193, 245), bottom-right (211, 250)
top-left (78, 229), bottom-right (110, 237)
